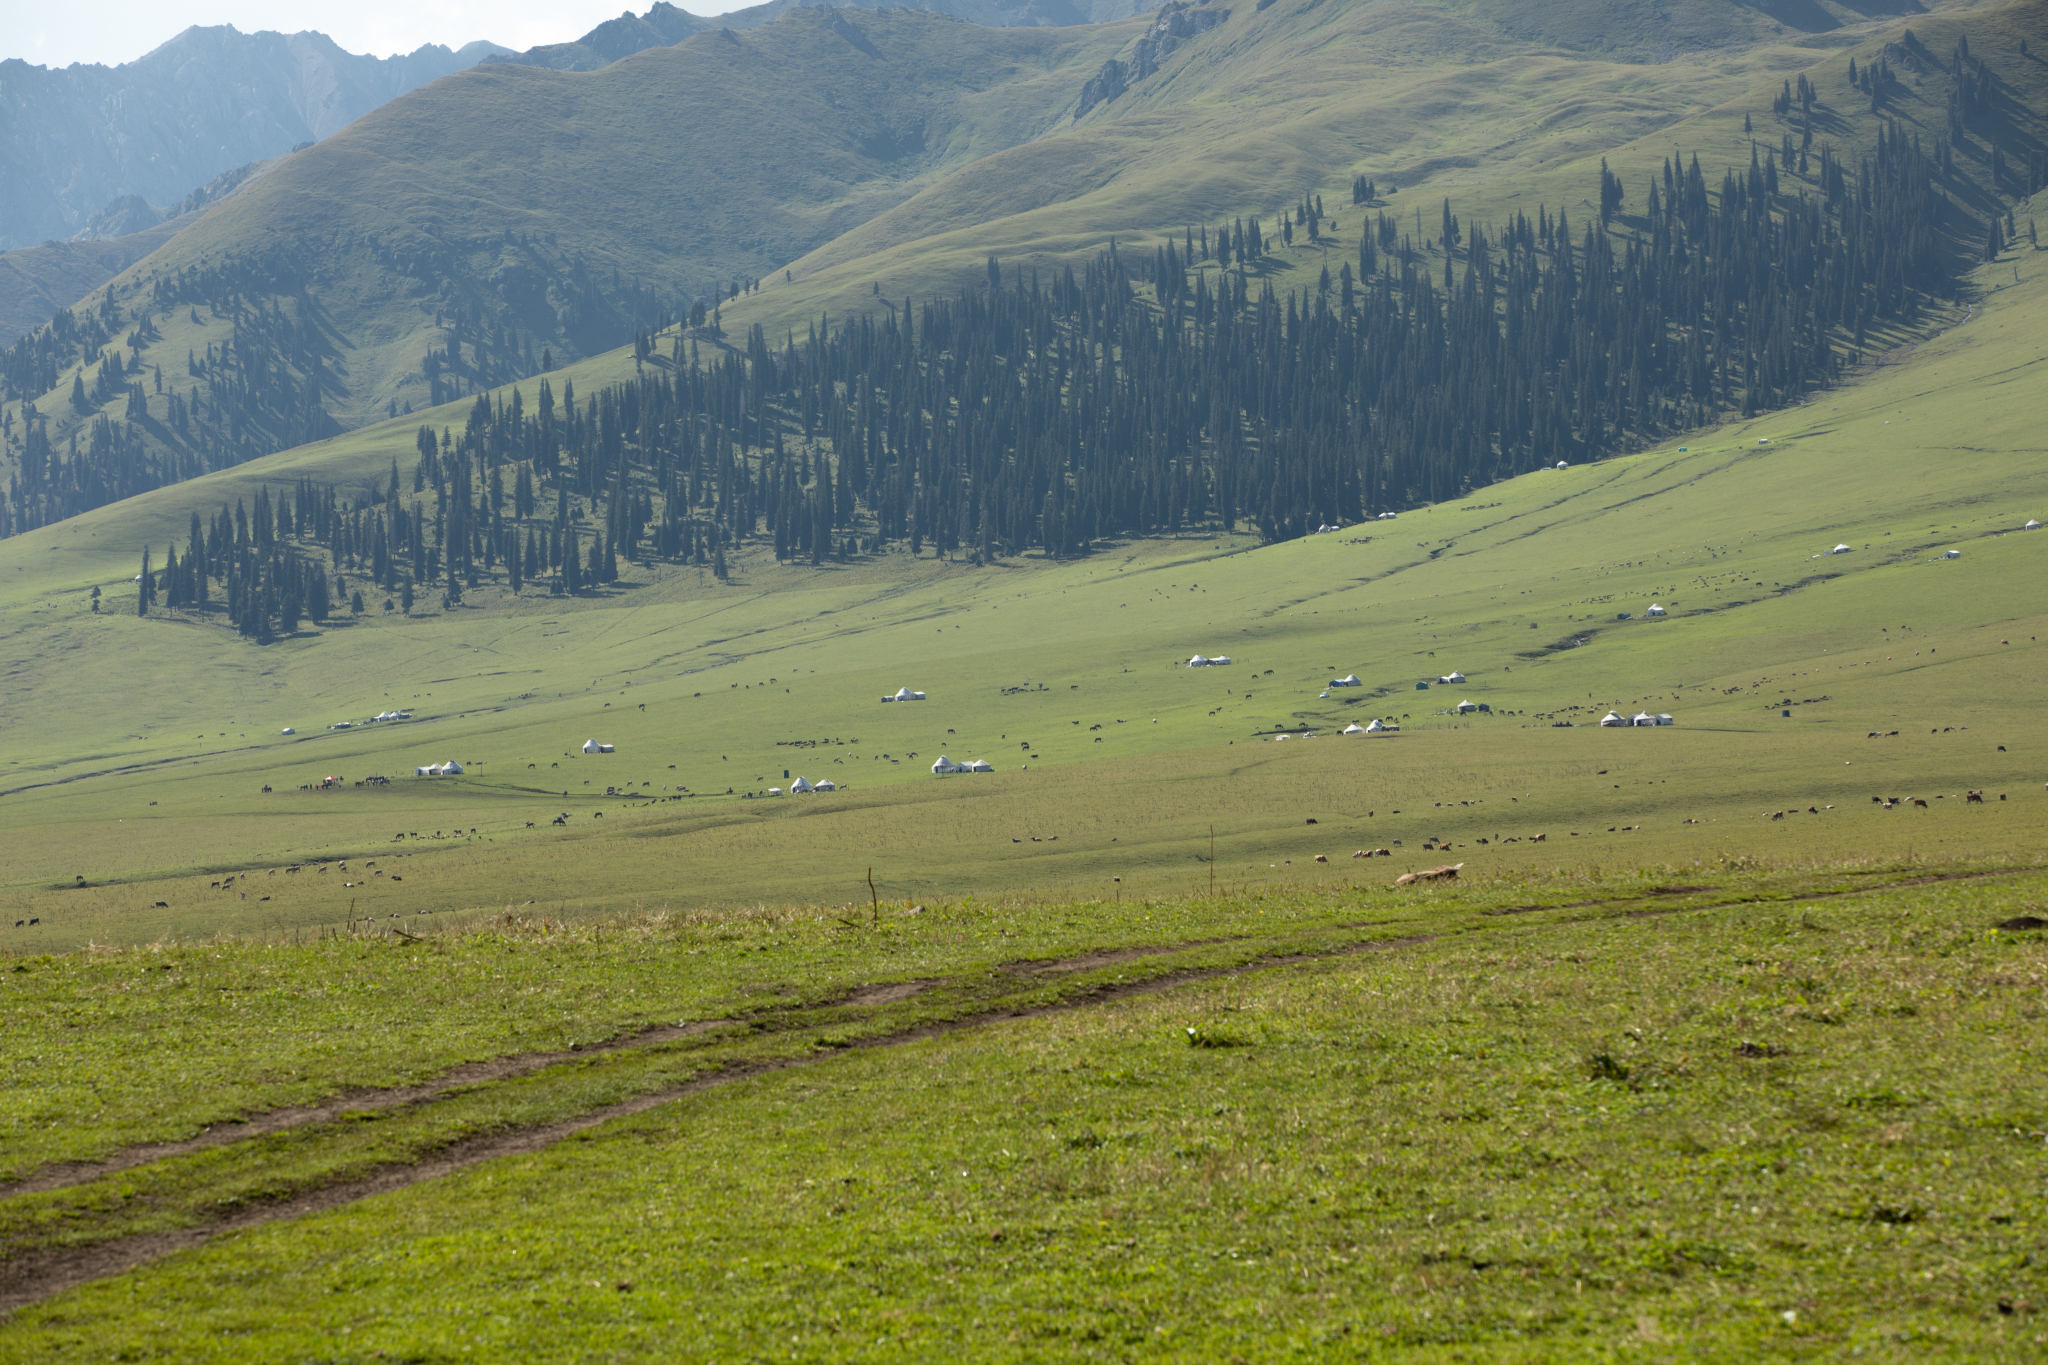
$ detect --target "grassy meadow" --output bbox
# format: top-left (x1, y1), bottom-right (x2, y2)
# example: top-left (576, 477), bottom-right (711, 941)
top-left (2, 860), bottom-right (2044, 1356)
top-left (5, 230), bottom-right (2048, 950)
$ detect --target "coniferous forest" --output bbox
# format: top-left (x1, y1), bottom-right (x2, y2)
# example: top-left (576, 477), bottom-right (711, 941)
top-left (112, 130), bottom-right (1991, 637)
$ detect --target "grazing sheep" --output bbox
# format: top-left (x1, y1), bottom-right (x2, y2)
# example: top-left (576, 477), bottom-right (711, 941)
top-left (1313, 854), bottom-right (1329, 863)
top-left (1395, 863), bottom-right (1463, 886)
top-left (1769, 810), bottom-right (1785, 820)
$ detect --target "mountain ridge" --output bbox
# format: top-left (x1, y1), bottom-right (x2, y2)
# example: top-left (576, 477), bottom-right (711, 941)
top-left (0, 26), bottom-right (510, 250)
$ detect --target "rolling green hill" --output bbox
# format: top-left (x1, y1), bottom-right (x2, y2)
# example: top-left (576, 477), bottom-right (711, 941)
top-left (13, 0), bottom-right (2041, 543)
top-left (1, 216), bottom-right (2043, 947)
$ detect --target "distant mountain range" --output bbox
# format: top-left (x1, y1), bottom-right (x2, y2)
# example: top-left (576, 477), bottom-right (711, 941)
top-left (495, 0), bottom-right (1152, 72)
top-left (0, 27), bottom-right (511, 251)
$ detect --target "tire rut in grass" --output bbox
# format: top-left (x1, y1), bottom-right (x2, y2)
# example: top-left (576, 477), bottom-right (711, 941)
top-left (0, 930), bottom-right (1439, 1317)
top-left (8, 866), bottom-right (2026, 1312)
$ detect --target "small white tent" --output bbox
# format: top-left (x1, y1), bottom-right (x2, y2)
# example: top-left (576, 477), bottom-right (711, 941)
top-left (932, 756), bottom-right (960, 774)
top-left (1646, 603), bottom-right (1668, 617)
top-left (1632, 712), bottom-right (1657, 726)
top-left (1555, 460), bottom-right (1569, 469)
top-left (2027, 520), bottom-right (2041, 530)
top-left (815, 779), bottom-right (836, 791)
top-left (442, 760), bottom-right (464, 774)
top-left (1187, 654), bottom-right (1210, 666)
top-left (1942, 549), bottom-right (1961, 559)
top-left (767, 787), bottom-right (782, 796)
top-left (415, 766), bottom-right (435, 777)
top-left (1331, 674), bottom-right (1362, 687)
top-left (1367, 718), bottom-right (1395, 732)
top-left (1376, 511), bottom-right (1398, 520)
top-left (1656, 713), bottom-right (1675, 726)
top-left (1831, 543), bottom-right (1853, 554)
top-left (965, 759), bottom-right (994, 772)
top-left (281, 727), bottom-right (295, 735)
top-left (1599, 711), bottom-right (1627, 727)
top-left (1454, 699), bottom-right (1478, 714)
top-left (583, 739), bottom-right (606, 754)
top-left (1439, 671), bottom-right (1466, 684)
top-left (790, 776), bottom-right (815, 793)
top-left (1342, 722), bottom-right (1366, 734)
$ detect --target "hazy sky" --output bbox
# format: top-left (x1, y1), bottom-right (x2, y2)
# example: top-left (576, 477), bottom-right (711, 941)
top-left (4, 0), bottom-right (752, 69)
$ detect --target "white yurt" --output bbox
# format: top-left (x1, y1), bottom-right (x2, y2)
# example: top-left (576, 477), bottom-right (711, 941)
top-left (1440, 671), bottom-right (1466, 684)
top-left (932, 756), bottom-right (960, 774)
top-left (2027, 520), bottom-right (2041, 530)
top-left (966, 759), bottom-right (994, 772)
top-left (1555, 460), bottom-right (1569, 469)
top-left (1211, 655), bottom-right (1232, 665)
top-left (790, 776), bottom-right (815, 793)
top-left (1187, 654), bottom-right (1210, 666)
top-left (1343, 722), bottom-right (1367, 734)
top-left (1632, 712), bottom-right (1657, 726)
top-left (1599, 711), bottom-right (1627, 727)
top-left (1831, 543), bottom-right (1853, 554)
top-left (815, 779), bottom-right (837, 791)
top-left (415, 765), bottom-right (435, 777)
top-left (1368, 718), bottom-right (1392, 733)
top-left (1942, 549), bottom-right (1961, 559)
top-left (1377, 511), bottom-right (1398, 520)
top-left (442, 759), bottom-right (464, 774)
top-left (1332, 674), bottom-right (1362, 687)
top-left (1455, 699), bottom-right (1478, 714)
top-left (282, 727), bottom-right (295, 735)
top-left (1646, 604), bottom-right (1668, 617)
top-left (583, 739), bottom-right (606, 754)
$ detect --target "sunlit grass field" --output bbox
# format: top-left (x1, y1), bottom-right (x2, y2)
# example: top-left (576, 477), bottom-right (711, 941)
top-left (3, 858), bottom-right (2044, 1357)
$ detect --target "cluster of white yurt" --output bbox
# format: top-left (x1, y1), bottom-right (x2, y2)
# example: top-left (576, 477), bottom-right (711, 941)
top-left (1329, 673), bottom-right (1362, 687)
top-left (1341, 718), bottom-right (1399, 735)
top-left (1375, 511), bottom-right (1398, 520)
top-left (931, 756), bottom-right (995, 774)
top-left (1311, 522), bottom-right (1342, 535)
top-left (582, 739), bottom-right (615, 754)
top-left (1187, 654), bottom-right (1234, 667)
top-left (1437, 671), bottom-right (1466, 684)
top-left (369, 710), bottom-right (413, 723)
top-left (414, 759), bottom-right (466, 776)
top-left (880, 687), bottom-right (928, 702)
top-left (787, 776), bottom-right (838, 793)
top-left (1646, 603), bottom-right (1668, 617)
top-left (1601, 711), bottom-right (1675, 727)
top-left (1599, 712), bottom-right (1628, 727)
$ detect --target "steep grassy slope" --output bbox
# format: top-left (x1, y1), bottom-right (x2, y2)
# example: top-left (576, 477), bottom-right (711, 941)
top-left (2, 228), bottom-right (2044, 947)
top-left (737, 0), bottom-right (2047, 335)
top-left (18, 0), bottom-right (2032, 529)
top-left (0, 7), bottom-right (1131, 470)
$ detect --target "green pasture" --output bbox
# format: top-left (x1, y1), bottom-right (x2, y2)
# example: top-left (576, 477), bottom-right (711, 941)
top-left (6, 244), bottom-right (2048, 949)
top-left (2, 859), bottom-right (2043, 1357)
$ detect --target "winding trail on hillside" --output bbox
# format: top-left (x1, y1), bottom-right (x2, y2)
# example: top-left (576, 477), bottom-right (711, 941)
top-left (0, 865), bottom-right (2025, 1316)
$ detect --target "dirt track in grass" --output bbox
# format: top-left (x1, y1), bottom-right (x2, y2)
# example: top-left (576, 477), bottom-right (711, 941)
top-left (2, 866), bottom-right (2025, 1316)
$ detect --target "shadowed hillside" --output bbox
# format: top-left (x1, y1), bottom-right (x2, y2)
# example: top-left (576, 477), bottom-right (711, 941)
top-left (0, 28), bottom-right (508, 251)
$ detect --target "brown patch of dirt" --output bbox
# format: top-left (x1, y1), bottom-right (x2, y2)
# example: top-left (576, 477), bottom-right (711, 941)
top-left (840, 981), bottom-right (933, 1007)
